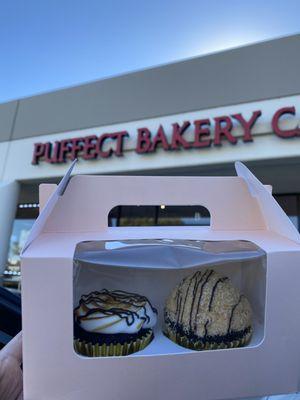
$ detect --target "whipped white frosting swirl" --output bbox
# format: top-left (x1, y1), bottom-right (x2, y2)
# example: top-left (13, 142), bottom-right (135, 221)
top-left (75, 290), bottom-right (157, 334)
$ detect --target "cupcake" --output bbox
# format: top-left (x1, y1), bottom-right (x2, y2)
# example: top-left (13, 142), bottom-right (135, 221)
top-left (164, 269), bottom-right (252, 350)
top-left (74, 289), bottom-right (157, 357)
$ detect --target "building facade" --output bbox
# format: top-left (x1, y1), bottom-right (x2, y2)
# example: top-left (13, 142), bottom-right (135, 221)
top-left (1, 34), bottom-right (300, 284)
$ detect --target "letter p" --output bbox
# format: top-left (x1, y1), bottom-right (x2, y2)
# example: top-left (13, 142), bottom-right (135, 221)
top-left (32, 143), bottom-right (45, 165)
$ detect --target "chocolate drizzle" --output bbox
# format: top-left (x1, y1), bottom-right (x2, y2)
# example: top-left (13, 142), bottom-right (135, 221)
top-left (188, 270), bottom-right (207, 329)
top-left (165, 314), bottom-right (251, 346)
top-left (204, 320), bottom-right (209, 338)
top-left (208, 277), bottom-right (228, 311)
top-left (228, 295), bottom-right (243, 333)
top-left (174, 270), bottom-right (215, 333)
top-left (179, 274), bottom-right (195, 323)
top-left (75, 289), bottom-right (157, 328)
top-left (194, 270), bottom-right (214, 331)
top-left (188, 271), bottom-right (203, 327)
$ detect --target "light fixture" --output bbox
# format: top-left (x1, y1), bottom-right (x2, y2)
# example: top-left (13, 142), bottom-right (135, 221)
top-left (18, 203), bottom-right (40, 209)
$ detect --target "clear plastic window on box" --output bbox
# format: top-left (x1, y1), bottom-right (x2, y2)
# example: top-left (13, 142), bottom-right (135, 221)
top-left (73, 239), bottom-right (266, 358)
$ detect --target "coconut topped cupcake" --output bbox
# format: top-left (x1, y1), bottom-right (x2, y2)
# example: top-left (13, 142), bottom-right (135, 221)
top-left (164, 269), bottom-right (252, 350)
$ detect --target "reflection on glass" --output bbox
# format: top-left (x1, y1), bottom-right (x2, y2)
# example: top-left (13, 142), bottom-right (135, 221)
top-left (108, 206), bottom-right (211, 227)
top-left (7, 219), bottom-right (35, 274)
top-left (274, 195), bottom-right (299, 229)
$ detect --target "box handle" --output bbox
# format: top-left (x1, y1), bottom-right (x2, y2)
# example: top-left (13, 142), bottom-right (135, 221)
top-left (23, 161), bottom-right (300, 244)
top-left (41, 167), bottom-right (266, 232)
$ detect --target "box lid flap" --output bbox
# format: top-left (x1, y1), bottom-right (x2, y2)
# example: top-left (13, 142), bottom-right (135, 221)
top-left (21, 159), bottom-right (77, 254)
top-left (235, 161), bottom-right (300, 243)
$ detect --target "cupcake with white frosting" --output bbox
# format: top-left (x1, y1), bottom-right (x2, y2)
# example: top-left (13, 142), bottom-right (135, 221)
top-left (74, 289), bottom-right (157, 357)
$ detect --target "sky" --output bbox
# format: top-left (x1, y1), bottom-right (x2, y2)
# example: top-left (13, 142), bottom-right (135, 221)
top-left (0, 0), bottom-right (300, 103)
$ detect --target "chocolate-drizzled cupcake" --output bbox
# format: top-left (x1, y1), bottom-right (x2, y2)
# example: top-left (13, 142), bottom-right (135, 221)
top-left (74, 289), bottom-right (157, 357)
top-left (164, 269), bottom-right (252, 350)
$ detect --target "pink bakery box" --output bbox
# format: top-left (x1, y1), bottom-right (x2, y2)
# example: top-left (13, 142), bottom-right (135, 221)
top-left (21, 160), bottom-right (300, 400)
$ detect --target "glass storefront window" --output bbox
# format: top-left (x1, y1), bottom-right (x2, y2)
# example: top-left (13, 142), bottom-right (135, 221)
top-left (108, 205), bottom-right (211, 227)
top-left (274, 195), bottom-right (299, 229)
top-left (157, 205), bottom-right (210, 226)
top-left (7, 219), bottom-right (35, 270)
top-left (4, 203), bottom-right (39, 289)
top-left (5, 219), bottom-right (35, 286)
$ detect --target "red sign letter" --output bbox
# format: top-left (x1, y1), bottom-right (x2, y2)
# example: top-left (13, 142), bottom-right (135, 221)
top-left (70, 137), bottom-right (84, 160)
top-left (272, 106), bottom-right (300, 138)
top-left (58, 139), bottom-right (72, 163)
top-left (50, 141), bottom-right (60, 163)
top-left (213, 116), bottom-right (237, 146)
top-left (82, 135), bottom-right (97, 160)
top-left (150, 125), bottom-right (170, 151)
top-left (112, 131), bottom-right (129, 156)
top-left (32, 143), bottom-right (46, 165)
top-left (136, 128), bottom-right (152, 153)
top-left (232, 110), bottom-right (261, 142)
top-left (97, 134), bottom-right (114, 158)
top-left (171, 121), bottom-right (191, 150)
top-left (193, 119), bottom-right (211, 148)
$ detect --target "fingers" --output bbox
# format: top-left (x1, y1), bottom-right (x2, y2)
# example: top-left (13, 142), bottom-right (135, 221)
top-left (0, 355), bottom-right (23, 400)
top-left (0, 331), bottom-right (22, 364)
top-left (17, 391), bottom-right (24, 400)
top-left (0, 333), bottom-right (23, 400)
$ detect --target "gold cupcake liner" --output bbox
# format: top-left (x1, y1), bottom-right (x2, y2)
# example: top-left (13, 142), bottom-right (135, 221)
top-left (164, 325), bottom-right (252, 351)
top-left (74, 329), bottom-right (153, 357)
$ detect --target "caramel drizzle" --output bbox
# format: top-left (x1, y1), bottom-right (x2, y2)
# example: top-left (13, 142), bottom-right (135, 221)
top-left (75, 289), bottom-right (157, 327)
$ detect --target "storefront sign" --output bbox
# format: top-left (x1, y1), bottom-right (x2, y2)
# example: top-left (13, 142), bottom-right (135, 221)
top-left (32, 106), bottom-right (300, 165)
